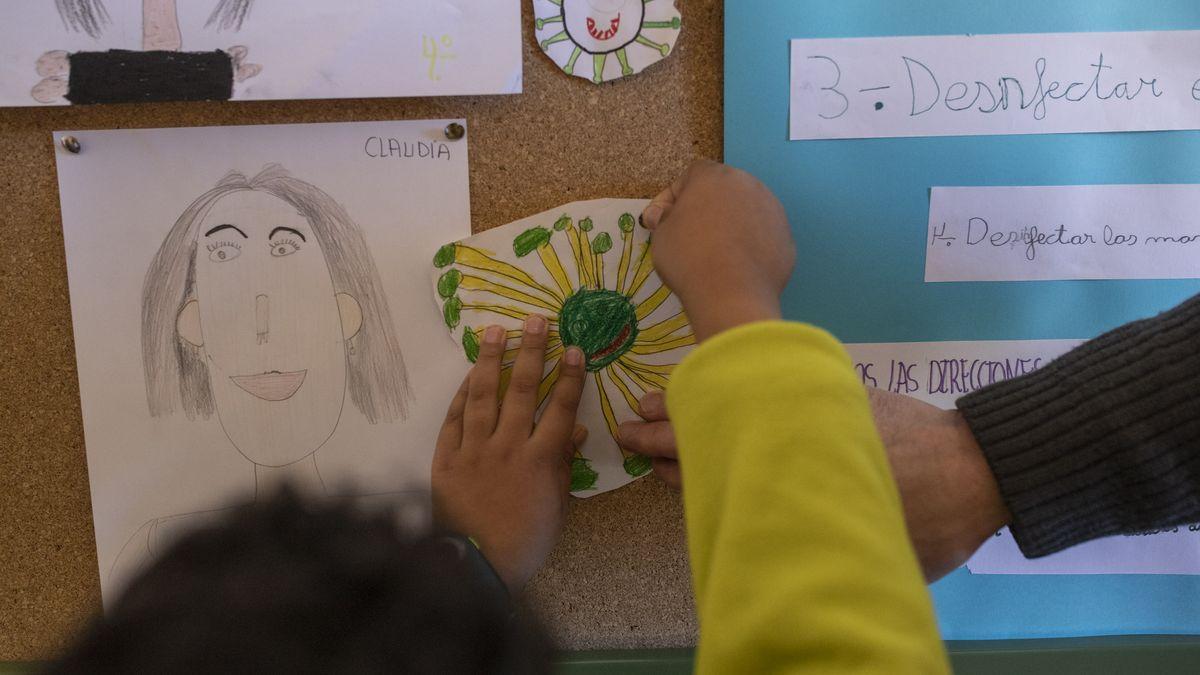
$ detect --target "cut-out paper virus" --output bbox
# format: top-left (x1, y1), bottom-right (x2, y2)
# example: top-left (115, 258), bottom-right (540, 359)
top-left (533, 0), bottom-right (682, 84)
top-left (431, 199), bottom-right (694, 495)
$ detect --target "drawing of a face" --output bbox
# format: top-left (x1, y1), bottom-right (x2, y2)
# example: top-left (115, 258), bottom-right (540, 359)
top-left (178, 190), bottom-right (361, 467)
top-left (535, 0), bottom-right (679, 84)
top-left (563, 0), bottom-right (644, 53)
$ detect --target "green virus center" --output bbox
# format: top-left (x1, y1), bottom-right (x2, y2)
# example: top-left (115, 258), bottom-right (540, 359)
top-left (558, 288), bottom-right (638, 372)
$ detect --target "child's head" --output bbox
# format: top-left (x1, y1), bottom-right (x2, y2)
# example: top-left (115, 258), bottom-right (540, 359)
top-left (48, 489), bottom-right (551, 674)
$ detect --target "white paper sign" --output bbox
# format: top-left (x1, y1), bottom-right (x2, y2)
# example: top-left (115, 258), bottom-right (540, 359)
top-left (3, 0), bottom-right (521, 107)
top-left (55, 120), bottom-right (471, 604)
top-left (790, 30), bottom-right (1200, 140)
top-left (845, 340), bottom-right (1200, 575)
top-left (925, 185), bottom-right (1200, 282)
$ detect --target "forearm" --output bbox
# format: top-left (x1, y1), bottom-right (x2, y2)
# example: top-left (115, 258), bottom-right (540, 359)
top-left (670, 322), bottom-right (948, 675)
top-left (958, 292), bottom-right (1200, 557)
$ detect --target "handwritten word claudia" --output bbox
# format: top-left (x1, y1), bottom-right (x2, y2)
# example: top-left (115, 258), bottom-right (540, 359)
top-left (855, 356), bottom-right (1044, 396)
top-left (931, 217), bottom-right (1200, 261)
top-left (363, 136), bottom-right (453, 160)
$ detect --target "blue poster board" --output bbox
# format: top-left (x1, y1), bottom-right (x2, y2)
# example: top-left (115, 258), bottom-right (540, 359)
top-left (725, 1), bottom-right (1200, 639)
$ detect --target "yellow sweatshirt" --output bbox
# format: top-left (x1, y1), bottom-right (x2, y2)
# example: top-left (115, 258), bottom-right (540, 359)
top-left (668, 322), bottom-right (950, 674)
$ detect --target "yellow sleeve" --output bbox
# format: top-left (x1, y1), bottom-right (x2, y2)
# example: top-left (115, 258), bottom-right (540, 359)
top-left (667, 321), bottom-right (950, 675)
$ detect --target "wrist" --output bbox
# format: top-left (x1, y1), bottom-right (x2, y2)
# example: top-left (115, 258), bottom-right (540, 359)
top-left (437, 533), bottom-right (514, 604)
top-left (949, 410), bottom-right (1011, 543)
top-left (682, 291), bottom-right (782, 342)
top-left (470, 536), bottom-right (527, 596)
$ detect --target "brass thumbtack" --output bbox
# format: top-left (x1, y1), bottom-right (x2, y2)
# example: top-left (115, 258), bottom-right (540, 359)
top-left (60, 135), bottom-right (81, 153)
top-left (444, 123), bottom-right (465, 141)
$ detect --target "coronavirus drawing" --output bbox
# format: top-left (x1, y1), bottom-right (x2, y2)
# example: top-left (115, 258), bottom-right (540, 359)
top-left (432, 199), bottom-right (694, 495)
top-left (533, 0), bottom-right (682, 84)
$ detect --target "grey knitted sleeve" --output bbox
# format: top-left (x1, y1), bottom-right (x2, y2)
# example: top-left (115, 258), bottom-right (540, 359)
top-left (956, 293), bottom-right (1200, 558)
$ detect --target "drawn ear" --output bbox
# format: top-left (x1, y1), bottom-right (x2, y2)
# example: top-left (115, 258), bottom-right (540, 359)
top-left (176, 300), bottom-right (203, 347)
top-left (337, 293), bottom-right (363, 340)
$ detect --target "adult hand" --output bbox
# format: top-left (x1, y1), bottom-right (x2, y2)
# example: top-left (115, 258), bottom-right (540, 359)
top-left (432, 315), bottom-right (587, 594)
top-left (621, 385), bottom-right (1013, 582)
top-left (641, 160), bottom-right (796, 342)
top-left (616, 390), bottom-right (680, 488)
top-left (867, 389), bottom-right (1011, 582)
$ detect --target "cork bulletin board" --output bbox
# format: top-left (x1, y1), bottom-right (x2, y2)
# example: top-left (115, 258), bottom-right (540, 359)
top-left (0, 0), bottom-right (720, 659)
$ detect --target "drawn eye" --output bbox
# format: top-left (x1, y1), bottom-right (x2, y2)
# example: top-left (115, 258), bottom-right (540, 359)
top-left (206, 241), bottom-right (241, 262)
top-left (270, 239), bottom-right (301, 258)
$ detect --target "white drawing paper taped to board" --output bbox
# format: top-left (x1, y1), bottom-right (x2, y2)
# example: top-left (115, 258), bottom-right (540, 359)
top-left (532, 0), bottom-right (681, 84)
top-left (431, 199), bottom-right (695, 496)
top-left (926, 185), bottom-right (1200, 282)
top-left (3, 0), bottom-right (521, 107)
top-left (790, 30), bottom-right (1200, 140)
top-left (55, 120), bottom-right (472, 605)
top-left (846, 340), bottom-right (1200, 575)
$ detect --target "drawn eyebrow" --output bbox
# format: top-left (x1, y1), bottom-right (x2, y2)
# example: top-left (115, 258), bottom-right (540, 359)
top-left (268, 226), bottom-right (307, 242)
top-left (204, 224), bottom-right (248, 238)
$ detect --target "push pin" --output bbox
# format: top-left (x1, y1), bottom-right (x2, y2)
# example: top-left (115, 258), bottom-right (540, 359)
top-left (60, 135), bottom-right (81, 154)
top-left (443, 122), bottom-right (465, 141)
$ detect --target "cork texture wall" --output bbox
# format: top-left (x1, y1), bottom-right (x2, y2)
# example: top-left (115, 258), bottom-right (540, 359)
top-left (0, 0), bottom-right (721, 659)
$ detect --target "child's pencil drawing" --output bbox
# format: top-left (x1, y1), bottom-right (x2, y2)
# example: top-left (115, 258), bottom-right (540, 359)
top-left (33, 0), bottom-right (262, 104)
top-left (55, 121), bottom-right (471, 606)
top-left (432, 199), bottom-right (694, 495)
top-left (55, 0), bottom-right (110, 38)
top-left (6, 1), bottom-right (522, 106)
top-left (113, 164), bottom-right (414, 580)
top-left (533, 0), bottom-right (682, 84)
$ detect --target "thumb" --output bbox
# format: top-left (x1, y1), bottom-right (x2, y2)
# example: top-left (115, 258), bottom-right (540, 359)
top-left (564, 424), bottom-right (588, 463)
top-left (641, 159), bottom-right (719, 229)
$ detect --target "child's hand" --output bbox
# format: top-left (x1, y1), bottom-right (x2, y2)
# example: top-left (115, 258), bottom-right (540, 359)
top-left (432, 315), bottom-right (587, 594)
top-left (617, 391), bottom-right (681, 488)
top-left (641, 160), bottom-right (796, 342)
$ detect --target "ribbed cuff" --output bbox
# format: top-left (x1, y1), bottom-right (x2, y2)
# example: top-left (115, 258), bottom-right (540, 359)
top-left (957, 293), bottom-right (1200, 558)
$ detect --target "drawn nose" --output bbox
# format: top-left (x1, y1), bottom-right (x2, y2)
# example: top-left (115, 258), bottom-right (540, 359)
top-left (255, 294), bottom-right (269, 345)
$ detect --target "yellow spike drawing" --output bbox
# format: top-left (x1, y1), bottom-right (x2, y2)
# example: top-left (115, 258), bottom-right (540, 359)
top-left (434, 203), bottom-right (694, 490)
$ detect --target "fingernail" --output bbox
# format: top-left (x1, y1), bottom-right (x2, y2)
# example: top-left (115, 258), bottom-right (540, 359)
top-left (565, 346), bottom-right (584, 367)
top-left (639, 390), bottom-right (665, 417)
top-left (484, 325), bottom-right (505, 345)
top-left (525, 314), bottom-right (547, 335)
top-left (616, 421), bottom-right (633, 442)
top-left (642, 204), bottom-right (663, 228)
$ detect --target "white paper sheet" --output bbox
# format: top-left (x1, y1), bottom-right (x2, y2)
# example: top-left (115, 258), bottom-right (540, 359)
top-left (845, 340), bottom-right (1200, 575)
top-left (430, 199), bottom-right (694, 496)
top-left (532, 0), bottom-right (681, 84)
top-left (790, 30), bottom-right (1200, 140)
top-left (3, 0), bottom-right (521, 107)
top-left (925, 185), bottom-right (1200, 282)
top-left (55, 120), bottom-right (471, 605)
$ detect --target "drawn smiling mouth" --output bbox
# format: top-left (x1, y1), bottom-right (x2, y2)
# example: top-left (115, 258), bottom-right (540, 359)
top-left (230, 370), bottom-right (307, 401)
top-left (586, 15), bottom-right (620, 40)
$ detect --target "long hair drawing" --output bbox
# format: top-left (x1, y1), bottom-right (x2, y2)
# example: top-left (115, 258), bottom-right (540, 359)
top-left (141, 164), bottom-right (411, 424)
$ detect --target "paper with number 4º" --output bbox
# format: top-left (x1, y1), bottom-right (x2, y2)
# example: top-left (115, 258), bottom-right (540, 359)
top-left (430, 199), bottom-right (695, 497)
top-left (791, 30), bottom-right (1200, 140)
top-left (2, 0), bottom-right (521, 107)
top-left (926, 185), bottom-right (1200, 282)
top-left (847, 339), bottom-right (1200, 575)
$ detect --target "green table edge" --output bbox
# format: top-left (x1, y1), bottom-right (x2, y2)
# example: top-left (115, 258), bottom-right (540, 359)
top-left (7, 636), bottom-right (1200, 673)
top-left (555, 636), bottom-right (1200, 674)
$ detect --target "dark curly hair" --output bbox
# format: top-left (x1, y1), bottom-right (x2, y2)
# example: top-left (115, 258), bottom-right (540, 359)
top-left (47, 489), bottom-right (551, 674)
